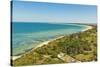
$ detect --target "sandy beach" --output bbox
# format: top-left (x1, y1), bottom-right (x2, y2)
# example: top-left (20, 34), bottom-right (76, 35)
top-left (33, 25), bottom-right (93, 49)
top-left (82, 25), bottom-right (93, 32)
top-left (12, 36), bottom-right (64, 60)
top-left (12, 56), bottom-right (22, 60)
top-left (12, 25), bottom-right (93, 60)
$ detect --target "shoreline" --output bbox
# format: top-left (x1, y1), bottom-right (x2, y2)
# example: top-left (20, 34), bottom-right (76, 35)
top-left (12, 36), bottom-right (65, 60)
top-left (12, 25), bottom-right (93, 60)
top-left (82, 25), bottom-right (93, 32)
top-left (11, 55), bottom-right (22, 60)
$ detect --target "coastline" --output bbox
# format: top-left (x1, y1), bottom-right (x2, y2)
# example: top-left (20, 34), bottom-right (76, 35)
top-left (82, 25), bottom-right (93, 32)
top-left (12, 55), bottom-right (22, 60)
top-left (12, 25), bottom-right (93, 60)
top-left (12, 36), bottom-right (65, 60)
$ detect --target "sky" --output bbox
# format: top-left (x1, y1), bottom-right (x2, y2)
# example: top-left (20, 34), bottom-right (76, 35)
top-left (12, 1), bottom-right (97, 23)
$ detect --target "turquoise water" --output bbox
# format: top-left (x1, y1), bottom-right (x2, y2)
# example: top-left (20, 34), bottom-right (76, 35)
top-left (12, 22), bottom-right (86, 56)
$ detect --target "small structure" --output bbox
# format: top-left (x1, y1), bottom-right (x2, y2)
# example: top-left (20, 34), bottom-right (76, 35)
top-left (57, 52), bottom-right (80, 63)
top-left (57, 52), bottom-right (65, 58)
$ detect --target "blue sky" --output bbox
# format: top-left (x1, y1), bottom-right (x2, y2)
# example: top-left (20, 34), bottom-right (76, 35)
top-left (12, 1), bottom-right (97, 23)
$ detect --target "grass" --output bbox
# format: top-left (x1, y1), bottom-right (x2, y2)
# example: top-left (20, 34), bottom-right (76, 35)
top-left (12, 26), bottom-right (97, 66)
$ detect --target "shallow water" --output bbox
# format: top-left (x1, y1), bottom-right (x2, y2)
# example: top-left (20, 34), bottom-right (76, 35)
top-left (12, 22), bottom-right (86, 56)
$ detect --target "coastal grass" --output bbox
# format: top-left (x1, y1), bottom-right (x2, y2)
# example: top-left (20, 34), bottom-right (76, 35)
top-left (12, 26), bottom-right (97, 66)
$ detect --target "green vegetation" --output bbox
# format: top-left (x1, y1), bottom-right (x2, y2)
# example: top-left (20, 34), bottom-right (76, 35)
top-left (12, 26), bottom-right (97, 66)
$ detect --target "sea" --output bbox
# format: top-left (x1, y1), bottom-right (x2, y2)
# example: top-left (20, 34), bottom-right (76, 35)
top-left (12, 22), bottom-right (87, 56)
